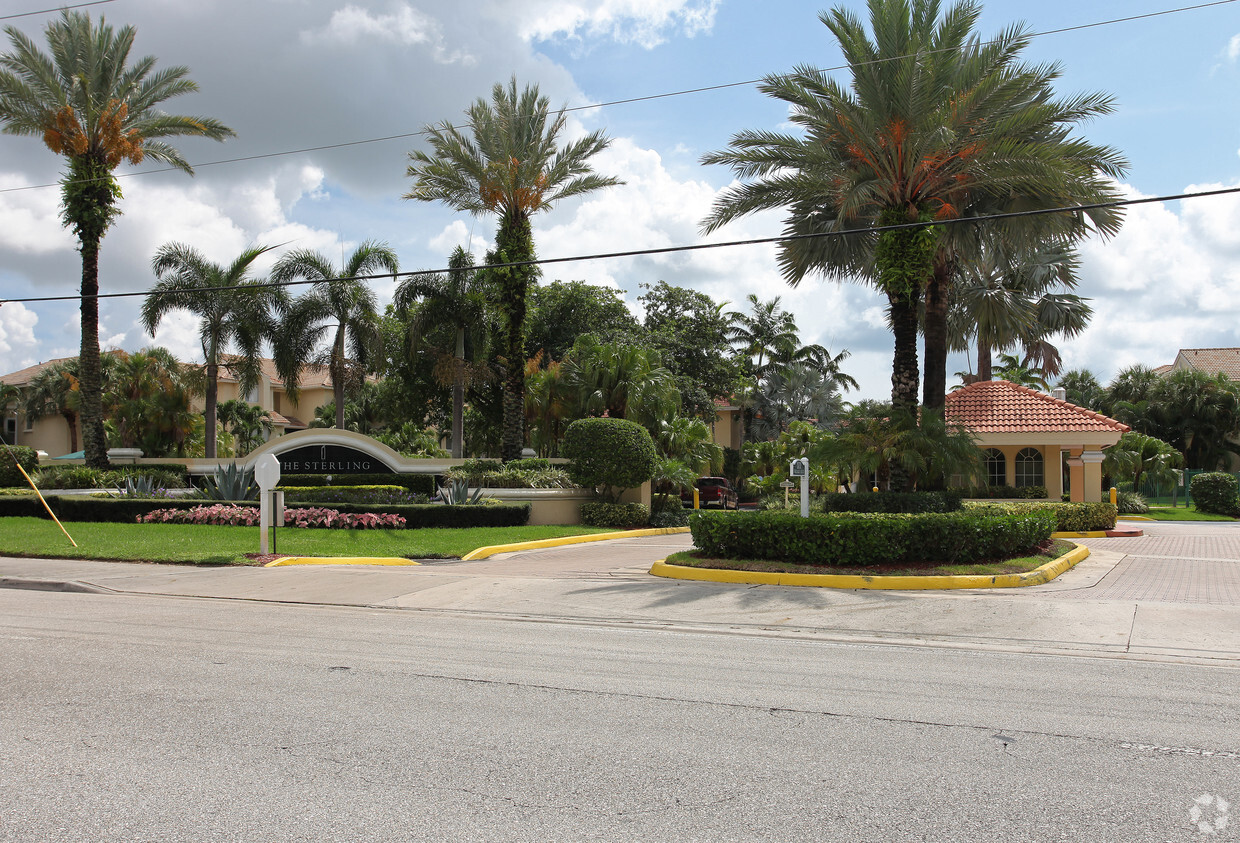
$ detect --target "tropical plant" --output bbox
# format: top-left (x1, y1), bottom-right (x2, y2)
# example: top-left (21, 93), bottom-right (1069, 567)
top-left (406, 76), bottom-right (622, 461)
top-left (103, 346), bottom-right (203, 457)
top-left (22, 359), bottom-right (82, 454)
top-left (270, 241), bottom-right (399, 430)
top-left (992, 353), bottom-right (1048, 391)
top-left (142, 243), bottom-right (279, 458)
top-left (435, 478), bottom-right (485, 506)
top-left (373, 422), bottom-right (449, 458)
top-left (524, 353), bottom-right (574, 458)
top-left (654, 415), bottom-right (723, 475)
top-left (700, 0), bottom-right (1126, 488)
top-left (1102, 431), bottom-right (1183, 494)
top-left (564, 336), bottom-right (679, 429)
top-left (0, 10), bottom-right (233, 468)
top-left (195, 463), bottom-right (258, 501)
top-left (216, 399), bottom-right (272, 456)
top-left (1056, 369), bottom-right (1105, 411)
top-left (562, 417), bottom-right (658, 503)
top-left (394, 246), bottom-right (486, 458)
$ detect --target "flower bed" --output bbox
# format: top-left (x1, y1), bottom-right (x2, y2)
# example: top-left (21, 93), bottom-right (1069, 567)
top-left (139, 504), bottom-right (405, 529)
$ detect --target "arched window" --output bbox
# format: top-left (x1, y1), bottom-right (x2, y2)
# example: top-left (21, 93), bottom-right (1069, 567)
top-left (984, 449), bottom-right (1006, 487)
top-left (1015, 448), bottom-right (1044, 488)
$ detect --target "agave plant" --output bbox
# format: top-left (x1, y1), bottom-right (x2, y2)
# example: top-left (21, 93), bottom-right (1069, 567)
top-left (435, 478), bottom-right (484, 506)
top-left (195, 463), bottom-right (259, 501)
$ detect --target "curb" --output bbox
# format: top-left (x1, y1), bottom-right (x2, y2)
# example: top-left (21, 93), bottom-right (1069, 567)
top-left (264, 557), bottom-right (421, 567)
top-left (461, 526), bottom-right (692, 561)
top-left (1052, 529), bottom-right (1143, 539)
top-left (648, 544), bottom-right (1090, 590)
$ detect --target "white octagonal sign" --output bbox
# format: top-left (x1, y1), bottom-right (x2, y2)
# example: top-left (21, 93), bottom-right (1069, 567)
top-left (254, 453), bottom-right (281, 490)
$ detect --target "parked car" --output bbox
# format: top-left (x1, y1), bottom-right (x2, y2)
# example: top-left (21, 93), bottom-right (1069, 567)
top-left (682, 477), bottom-right (738, 510)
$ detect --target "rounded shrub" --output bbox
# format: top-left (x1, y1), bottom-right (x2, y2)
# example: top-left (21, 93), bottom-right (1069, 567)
top-left (581, 501), bottom-right (649, 528)
top-left (562, 418), bottom-right (657, 502)
top-left (1190, 472), bottom-right (1239, 516)
top-left (0, 446), bottom-right (39, 487)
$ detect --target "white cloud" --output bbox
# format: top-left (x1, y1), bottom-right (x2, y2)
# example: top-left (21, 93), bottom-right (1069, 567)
top-left (301, 3), bottom-right (474, 64)
top-left (1229, 33), bottom-right (1240, 61)
top-left (0, 302), bottom-right (38, 363)
top-left (0, 175), bottom-right (73, 255)
top-left (498, 0), bottom-right (720, 48)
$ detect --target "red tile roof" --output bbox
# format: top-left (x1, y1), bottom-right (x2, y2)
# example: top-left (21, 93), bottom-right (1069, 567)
top-left (945, 379), bottom-right (1129, 434)
top-left (1174, 348), bottom-right (1240, 380)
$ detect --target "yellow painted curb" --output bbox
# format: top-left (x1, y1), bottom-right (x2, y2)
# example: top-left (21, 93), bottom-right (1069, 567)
top-left (264, 557), bottom-right (420, 567)
top-left (461, 526), bottom-right (692, 561)
top-left (1117, 516), bottom-right (1155, 521)
top-left (1051, 530), bottom-right (1110, 539)
top-left (648, 544), bottom-right (1089, 590)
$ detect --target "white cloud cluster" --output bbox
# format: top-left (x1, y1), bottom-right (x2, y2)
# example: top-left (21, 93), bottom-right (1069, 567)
top-left (502, 0), bottom-right (720, 48)
top-left (301, 3), bottom-right (474, 64)
top-left (0, 302), bottom-right (38, 365)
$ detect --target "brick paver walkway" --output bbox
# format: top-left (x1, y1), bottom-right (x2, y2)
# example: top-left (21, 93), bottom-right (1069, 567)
top-left (1055, 524), bottom-right (1240, 605)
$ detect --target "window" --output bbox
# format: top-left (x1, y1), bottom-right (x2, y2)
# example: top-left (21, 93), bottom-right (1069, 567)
top-left (1015, 448), bottom-right (1044, 488)
top-left (984, 449), bottom-right (1006, 487)
top-left (3, 417), bottom-right (14, 445)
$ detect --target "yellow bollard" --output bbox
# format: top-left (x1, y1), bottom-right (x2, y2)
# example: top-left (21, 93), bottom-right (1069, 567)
top-left (693, 488), bottom-right (700, 510)
top-left (1110, 486), bottom-right (1117, 506)
top-left (873, 486), bottom-right (879, 493)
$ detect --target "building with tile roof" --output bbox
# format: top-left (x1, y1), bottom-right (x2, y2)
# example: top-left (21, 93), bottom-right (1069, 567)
top-left (1169, 348), bottom-right (1240, 381)
top-left (944, 379), bottom-right (1129, 502)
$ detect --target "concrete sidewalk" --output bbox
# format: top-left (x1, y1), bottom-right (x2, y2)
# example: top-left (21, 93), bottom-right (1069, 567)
top-left (2, 524), bottom-right (1238, 664)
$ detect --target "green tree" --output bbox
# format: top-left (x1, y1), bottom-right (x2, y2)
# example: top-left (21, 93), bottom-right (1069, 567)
top-left (638, 281), bottom-right (739, 419)
top-left (993, 353), bottom-right (1048, 391)
top-left (22, 359), bottom-right (82, 454)
top-left (564, 336), bottom-right (679, 429)
top-left (216, 399), bottom-right (272, 456)
top-left (142, 243), bottom-right (279, 458)
top-left (701, 0), bottom-right (1125, 488)
top-left (406, 77), bottom-right (622, 461)
top-left (526, 280), bottom-right (641, 363)
top-left (103, 347), bottom-right (202, 457)
top-left (271, 241), bottom-right (399, 430)
top-left (1103, 431), bottom-right (1183, 494)
top-left (395, 246), bottom-right (489, 458)
top-left (0, 10), bottom-right (233, 468)
top-left (1056, 369), bottom-right (1106, 411)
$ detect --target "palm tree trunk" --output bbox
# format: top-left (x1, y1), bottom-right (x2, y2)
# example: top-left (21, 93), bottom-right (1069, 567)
top-left (978, 342), bottom-right (994, 381)
top-left (452, 327), bottom-right (465, 459)
top-left (888, 288), bottom-right (920, 493)
top-left (921, 260), bottom-right (951, 412)
top-left (204, 360), bottom-right (219, 459)
top-left (78, 236), bottom-right (109, 469)
top-left (63, 412), bottom-right (78, 454)
top-left (333, 327), bottom-right (346, 430)
top-left (497, 211), bottom-right (533, 462)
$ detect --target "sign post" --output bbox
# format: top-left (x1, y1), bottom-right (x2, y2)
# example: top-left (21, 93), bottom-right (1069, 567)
top-left (789, 458), bottom-right (810, 518)
top-left (254, 454), bottom-right (281, 555)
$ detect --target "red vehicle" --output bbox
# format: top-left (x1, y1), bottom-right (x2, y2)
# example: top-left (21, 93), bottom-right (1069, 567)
top-left (682, 477), bottom-right (738, 510)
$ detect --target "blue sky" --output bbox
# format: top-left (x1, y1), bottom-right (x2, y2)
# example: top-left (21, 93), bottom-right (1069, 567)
top-left (1, 0), bottom-right (1238, 403)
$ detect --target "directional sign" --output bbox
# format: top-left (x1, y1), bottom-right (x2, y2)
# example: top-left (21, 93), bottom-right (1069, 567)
top-left (254, 454), bottom-right (282, 490)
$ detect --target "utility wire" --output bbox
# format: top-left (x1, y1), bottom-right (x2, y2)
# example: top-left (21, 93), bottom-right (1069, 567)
top-left (2, 185), bottom-right (1237, 307)
top-left (0, 1), bottom-right (116, 22)
top-left (0, 0), bottom-right (1233, 195)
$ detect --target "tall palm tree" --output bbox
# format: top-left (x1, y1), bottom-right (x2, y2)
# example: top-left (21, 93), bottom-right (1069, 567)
top-left (394, 246), bottom-right (487, 458)
top-left (726, 295), bottom-right (800, 381)
top-left (0, 10), bottom-right (233, 468)
top-left (141, 243), bottom-right (279, 458)
top-left (405, 77), bottom-right (622, 461)
top-left (23, 359), bottom-right (82, 454)
top-left (270, 241), bottom-right (399, 429)
top-left (701, 0), bottom-right (1126, 487)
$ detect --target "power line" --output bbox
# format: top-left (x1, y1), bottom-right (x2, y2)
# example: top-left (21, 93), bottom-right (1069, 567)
top-left (0, 1), bottom-right (116, 22)
top-left (0, 0), bottom-right (1233, 196)
top-left (3, 185), bottom-right (1237, 307)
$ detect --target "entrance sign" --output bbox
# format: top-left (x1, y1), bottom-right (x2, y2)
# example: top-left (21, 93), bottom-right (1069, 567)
top-left (789, 458), bottom-right (810, 518)
top-left (276, 444), bottom-right (395, 475)
top-left (255, 454), bottom-right (281, 554)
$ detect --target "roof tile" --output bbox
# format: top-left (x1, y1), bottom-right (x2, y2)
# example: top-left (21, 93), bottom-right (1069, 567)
top-left (944, 379), bottom-right (1129, 434)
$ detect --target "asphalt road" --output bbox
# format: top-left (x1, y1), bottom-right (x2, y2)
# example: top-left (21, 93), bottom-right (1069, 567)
top-left (2, 588), bottom-right (1236, 842)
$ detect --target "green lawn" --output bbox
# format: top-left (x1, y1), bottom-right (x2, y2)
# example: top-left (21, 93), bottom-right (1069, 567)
top-left (1137, 506), bottom-right (1235, 522)
top-left (0, 517), bottom-right (616, 565)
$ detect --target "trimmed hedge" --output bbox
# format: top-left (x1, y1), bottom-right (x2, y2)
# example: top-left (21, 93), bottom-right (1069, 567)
top-left (562, 418), bottom-right (657, 500)
top-left (822, 491), bottom-right (963, 514)
top-left (279, 485), bottom-right (427, 505)
top-left (1190, 472), bottom-right (1239, 517)
top-left (966, 501), bottom-right (1116, 532)
top-left (689, 509), bottom-right (1057, 567)
top-left (0, 495), bottom-right (530, 528)
top-left (275, 473), bottom-right (436, 495)
top-left (0, 446), bottom-right (38, 487)
top-left (580, 501), bottom-right (649, 528)
top-left (964, 485), bottom-right (1048, 500)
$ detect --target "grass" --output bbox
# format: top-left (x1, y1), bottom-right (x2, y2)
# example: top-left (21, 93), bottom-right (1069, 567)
top-left (663, 539), bottom-right (1076, 578)
top-left (1137, 506), bottom-right (1235, 522)
top-left (0, 517), bottom-right (616, 565)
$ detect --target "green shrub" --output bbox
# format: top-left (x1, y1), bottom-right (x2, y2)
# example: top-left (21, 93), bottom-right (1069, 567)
top-left (964, 485), bottom-right (1048, 500)
top-left (0, 495), bottom-right (530, 528)
top-left (281, 473), bottom-right (436, 496)
top-left (0, 446), bottom-right (39, 487)
top-left (279, 485), bottom-right (427, 505)
top-left (443, 465), bottom-right (571, 489)
top-left (562, 418), bottom-right (658, 502)
top-left (32, 465), bottom-right (109, 489)
top-left (966, 501), bottom-right (1116, 532)
top-left (1116, 490), bottom-right (1149, 515)
top-left (1190, 472), bottom-right (1239, 517)
top-left (689, 509), bottom-right (1057, 567)
top-left (822, 491), bottom-right (963, 514)
top-left (580, 501), bottom-right (649, 528)
top-left (504, 457), bottom-right (551, 471)
top-left (648, 508), bottom-right (689, 528)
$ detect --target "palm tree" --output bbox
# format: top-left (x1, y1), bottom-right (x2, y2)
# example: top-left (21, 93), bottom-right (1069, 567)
top-left (270, 241), bottom-right (399, 430)
top-left (701, 0), bottom-right (1126, 489)
top-left (726, 295), bottom-right (800, 381)
top-left (217, 399), bottom-right (272, 456)
top-left (524, 354), bottom-right (574, 458)
top-left (103, 346), bottom-right (202, 456)
top-left (23, 359), bottom-right (82, 453)
top-left (1056, 369), bottom-right (1105, 411)
top-left (394, 246), bottom-right (487, 458)
top-left (0, 10), bottom-right (234, 468)
top-left (405, 77), bottom-right (622, 461)
top-left (141, 243), bottom-right (279, 458)
top-left (564, 336), bottom-right (679, 429)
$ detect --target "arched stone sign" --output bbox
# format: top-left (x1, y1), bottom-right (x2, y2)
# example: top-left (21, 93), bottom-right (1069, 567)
top-left (245, 429), bottom-right (409, 475)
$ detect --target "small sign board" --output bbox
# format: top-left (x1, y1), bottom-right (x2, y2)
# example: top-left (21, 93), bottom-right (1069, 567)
top-left (254, 453), bottom-right (281, 490)
top-left (790, 458), bottom-right (808, 477)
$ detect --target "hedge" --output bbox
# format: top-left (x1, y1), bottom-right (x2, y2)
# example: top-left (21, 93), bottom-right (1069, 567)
top-left (821, 490), bottom-right (963, 514)
top-left (964, 485), bottom-right (1048, 500)
top-left (580, 501), bottom-right (649, 528)
top-left (965, 501), bottom-right (1116, 532)
top-left (279, 485), bottom-right (427, 505)
top-left (0, 446), bottom-right (38, 487)
top-left (1190, 473), bottom-right (1239, 517)
top-left (273, 473), bottom-right (436, 495)
top-left (689, 509), bottom-right (1057, 567)
top-left (0, 495), bottom-right (530, 528)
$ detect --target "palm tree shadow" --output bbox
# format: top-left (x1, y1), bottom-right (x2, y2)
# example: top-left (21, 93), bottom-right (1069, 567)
top-left (567, 577), bottom-right (919, 612)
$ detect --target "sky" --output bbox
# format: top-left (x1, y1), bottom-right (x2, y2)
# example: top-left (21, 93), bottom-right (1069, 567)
top-left (0, 0), bottom-right (1239, 403)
